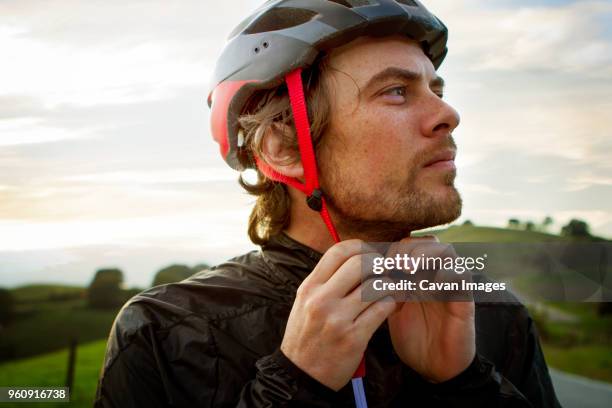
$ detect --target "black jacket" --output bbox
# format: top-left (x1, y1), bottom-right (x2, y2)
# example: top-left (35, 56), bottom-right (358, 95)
top-left (94, 233), bottom-right (561, 407)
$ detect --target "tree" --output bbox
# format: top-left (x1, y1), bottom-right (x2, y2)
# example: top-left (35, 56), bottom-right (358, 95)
top-left (525, 221), bottom-right (535, 232)
top-left (561, 219), bottom-right (591, 238)
top-left (152, 264), bottom-right (195, 287)
top-left (87, 268), bottom-right (125, 309)
top-left (0, 288), bottom-right (15, 326)
top-left (508, 219), bottom-right (520, 229)
top-left (542, 216), bottom-right (554, 232)
top-left (462, 220), bottom-right (474, 227)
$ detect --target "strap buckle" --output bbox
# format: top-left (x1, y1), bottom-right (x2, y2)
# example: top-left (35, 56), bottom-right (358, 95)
top-left (306, 189), bottom-right (323, 212)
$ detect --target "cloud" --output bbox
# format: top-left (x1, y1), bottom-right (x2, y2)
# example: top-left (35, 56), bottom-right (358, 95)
top-left (62, 168), bottom-right (237, 185)
top-left (0, 209), bottom-right (251, 252)
top-left (0, 176), bottom-right (249, 223)
top-left (454, 100), bottom-right (612, 168)
top-left (0, 0), bottom-right (259, 47)
top-left (0, 118), bottom-right (97, 146)
top-left (457, 182), bottom-right (516, 196)
top-left (565, 174), bottom-right (612, 191)
top-left (434, 0), bottom-right (612, 76)
top-left (0, 1), bottom-right (264, 108)
top-left (0, 95), bottom-right (48, 119)
top-left (0, 30), bottom-right (210, 107)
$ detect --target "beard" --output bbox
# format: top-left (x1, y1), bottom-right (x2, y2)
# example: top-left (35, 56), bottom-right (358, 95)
top-left (319, 142), bottom-right (462, 242)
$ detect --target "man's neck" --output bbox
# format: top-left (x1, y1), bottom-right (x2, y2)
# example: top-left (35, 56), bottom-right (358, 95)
top-left (284, 210), bottom-right (336, 254)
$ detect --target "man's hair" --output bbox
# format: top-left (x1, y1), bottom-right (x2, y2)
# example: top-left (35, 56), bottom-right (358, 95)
top-left (237, 57), bottom-right (332, 245)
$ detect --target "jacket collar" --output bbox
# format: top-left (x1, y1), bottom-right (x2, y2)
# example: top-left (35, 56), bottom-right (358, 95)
top-left (260, 232), bottom-right (323, 287)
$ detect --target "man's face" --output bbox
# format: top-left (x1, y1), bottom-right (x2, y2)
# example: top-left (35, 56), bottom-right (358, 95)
top-left (318, 35), bottom-right (462, 240)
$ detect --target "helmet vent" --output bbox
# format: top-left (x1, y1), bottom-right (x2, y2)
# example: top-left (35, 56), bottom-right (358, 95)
top-left (328, 0), bottom-right (379, 7)
top-left (395, 0), bottom-right (418, 6)
top-left (244, 8), bottom-right (318, 34)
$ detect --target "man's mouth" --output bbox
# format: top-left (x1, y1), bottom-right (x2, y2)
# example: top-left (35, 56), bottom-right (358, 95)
top-left (423, 150), bottom-right (457, 170)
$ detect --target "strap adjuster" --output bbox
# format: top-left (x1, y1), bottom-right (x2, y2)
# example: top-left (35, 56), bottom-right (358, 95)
top-left (306, 189), bottom-right (323, 212)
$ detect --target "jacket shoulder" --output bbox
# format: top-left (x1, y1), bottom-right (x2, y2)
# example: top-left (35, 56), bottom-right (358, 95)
top-left (102, 249), bottom-right (282, 362)
top-left (474, 294), bottom-right (539, 382)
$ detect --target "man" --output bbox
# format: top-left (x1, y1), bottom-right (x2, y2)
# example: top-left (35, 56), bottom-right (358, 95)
top-left (95, 1), bottom-right (561, 407)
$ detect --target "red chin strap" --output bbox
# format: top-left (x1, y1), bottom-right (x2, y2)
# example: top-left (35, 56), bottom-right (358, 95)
top-left (255, 68), bottom-right (340, 243)
top-left (255, 68), bottom-right (366, 380)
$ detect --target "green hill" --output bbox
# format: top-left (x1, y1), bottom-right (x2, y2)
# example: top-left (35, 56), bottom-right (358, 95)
top-left (419, 224), bottom-right (566, 242)
top-left (11, 284), bottom-right (85, 304)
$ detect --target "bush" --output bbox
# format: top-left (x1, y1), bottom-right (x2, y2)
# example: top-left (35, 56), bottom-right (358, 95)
top-left (152, 264), bottom-right (197, 286)
top-left (87, 269), bottom-right (124, 309)
top-left (561, 219), bottom-right (591, 238)
top-left (0, 288), bottom-right (15, 326)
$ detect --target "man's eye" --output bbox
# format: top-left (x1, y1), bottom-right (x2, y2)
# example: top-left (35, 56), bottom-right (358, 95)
top-left (385, 87), bottom-right (407, 97)
top-left (432, 88), bottom-right (444, 98)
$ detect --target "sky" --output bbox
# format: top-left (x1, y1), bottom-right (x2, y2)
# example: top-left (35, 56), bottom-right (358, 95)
top-left (1, 0), bottom-right (611, 288)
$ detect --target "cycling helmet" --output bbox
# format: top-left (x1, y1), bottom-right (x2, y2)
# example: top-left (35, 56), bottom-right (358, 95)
top-left (208, 0), bottom-right (448, 171)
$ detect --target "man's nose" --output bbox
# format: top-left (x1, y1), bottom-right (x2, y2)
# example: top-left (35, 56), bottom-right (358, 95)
top-left (422, 97), bottom-right (461, 138)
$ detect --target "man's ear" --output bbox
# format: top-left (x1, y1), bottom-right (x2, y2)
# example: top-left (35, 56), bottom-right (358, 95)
top-left (260, 123), bottom-right (304, 179)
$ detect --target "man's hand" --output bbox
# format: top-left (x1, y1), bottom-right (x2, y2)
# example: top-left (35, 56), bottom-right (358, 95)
top-left (387, 236), bottom-right (476, 383)
top-left (281, 240), bottom-right (396, 391)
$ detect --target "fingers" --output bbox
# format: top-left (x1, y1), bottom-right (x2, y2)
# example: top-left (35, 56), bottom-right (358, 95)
top-left (324, 252), bottom-right (381, 298)
top-left (353, 296), bottom-right (397, 336)
top-left (306, 240), bottom-right (373, 285)
top-left (344, 276), bottom-right (398, 319)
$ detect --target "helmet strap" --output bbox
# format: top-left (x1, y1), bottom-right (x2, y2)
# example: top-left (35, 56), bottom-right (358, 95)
top-left (255, 69), bottom-right (366, 381)
top-left (255, 68), bottom-right (340, 243)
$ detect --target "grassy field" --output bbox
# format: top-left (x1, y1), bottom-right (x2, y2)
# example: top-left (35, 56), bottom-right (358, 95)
top-left (542, 343), bottom-right (612, 383)
top-left (423, 224), bottom-right (566, 243)
top-left (1, 285), bottom-right (118, 361)
top-left (0, 340), bottom-right (106, 408)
